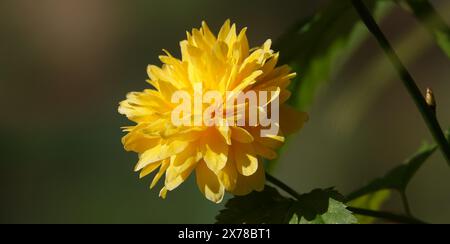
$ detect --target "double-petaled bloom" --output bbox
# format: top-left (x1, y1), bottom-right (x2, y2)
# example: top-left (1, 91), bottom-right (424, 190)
top-left (119, 20), bottom-right (307, 203)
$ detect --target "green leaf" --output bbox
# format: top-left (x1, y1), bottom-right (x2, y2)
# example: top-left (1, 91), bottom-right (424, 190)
top-left (400, 0), bottom-right (450, 58)
top-left (292, 188), bottom-right (347, 221)
top-left (275, 0), bottom-right (390, 110)
top-left (347, 129), bottom-right (450, 201)
top-left (294, 199), bottom-right (358, 224)
top-left (216, 185), bottom-right (356, 224)
top-left (348, 190), bottom-right (391, 224)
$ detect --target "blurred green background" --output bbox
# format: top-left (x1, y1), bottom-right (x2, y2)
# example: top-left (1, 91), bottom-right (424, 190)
top-left (1, 0), bottom-right (449, 223)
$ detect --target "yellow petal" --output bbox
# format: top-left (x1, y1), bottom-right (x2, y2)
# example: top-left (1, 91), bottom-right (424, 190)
top-left (279, 89), bottom-right (291, 104)
top-left (213, 41), bottom-right (229, 62)
top-left (150, 159), bottom-right (170, 189)
top-left (218, 125), bottom-right (231, 145)
top-left (139, 161), bottom-right (162, 178)
top-left (118, 90), bottom-right (170, 122)
top-left (192, 28), bottom-right (209, 50)
top-left (173, 129), bottom-right (204, 142)
top-left (218, 153), bottom-right (238, 191)
top-left (201, 21), bottom-right (216, 46)
top-left (121, 131), bottom-right (160, 153)
top-left (180, 40), bottom-right (190, 62)
top-left (231, 161), bottom-right (265, 196)
top-left (147, 65), bottom-right (164, 85)
top-left (280, 105), bottom-right (308, 135)
top-left (236, 27), bottom-right (249, 59)
top-left (203, 132), bottom-right (228, 173)
top-left (217, 19), bottom-right (231, 41)
top-left (224, 24), bottom-right (237, 49)
top-left (159, 186), bottom-right (168, 199)
top-left (147, 65), bottom-right (180, 90)
top-left (231, 70), bottom-right (263, 92)
top-left (234, 142), bottom-right (258, 176)
top-left (261, 64), bottom-right (292, 84)
top-left (135, 140), bottom-right (188, 171)
top-left (196, 160), bottom-right (225, 203)
top-left (170, 146), bottom-right (197, 166)
top-left (231, 127), bottom-right (254, 143)
top-left (165, 158), bottom-right (197, 191)
top-left (257, 86), bottom-right (280, 108)
top-left (263, 39), bottom-right (272, 53)
top-left (156, 79), bottom-right (179, 102)
top-left (238, 48), bottom-right (266, 76)
top-left (259, 52), bottom-right (279, 80)
top-left (253, 142), bottom-right (277, 160)
top-left (186, 43), bottom-right (203, 57)
top-left (258, 135), bottom-right (285, 149)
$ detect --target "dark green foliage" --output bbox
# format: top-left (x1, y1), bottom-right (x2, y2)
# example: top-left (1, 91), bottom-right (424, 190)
top-left (216, 185), bottom-right (356, 224)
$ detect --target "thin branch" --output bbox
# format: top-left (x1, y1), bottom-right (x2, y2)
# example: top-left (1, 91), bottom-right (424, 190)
top-left (350, 0), bottom-right (450, 166)
top-left (265, 173), bottom-right (302, 200)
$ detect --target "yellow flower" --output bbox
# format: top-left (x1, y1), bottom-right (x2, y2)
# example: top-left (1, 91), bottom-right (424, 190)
top-left (119, 20), bottom-right (308, 203)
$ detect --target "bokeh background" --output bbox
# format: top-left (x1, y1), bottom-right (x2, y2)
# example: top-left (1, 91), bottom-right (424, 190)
top-left (1, 0), bottom-right (449, 223)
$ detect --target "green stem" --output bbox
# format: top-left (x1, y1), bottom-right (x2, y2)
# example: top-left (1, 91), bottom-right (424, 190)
top-left (266, 173), bottom-right (425, 224)
top-left (351, 0), bottom-right (450, 166)
top-left (265, 173), bottom-right (302, 199)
